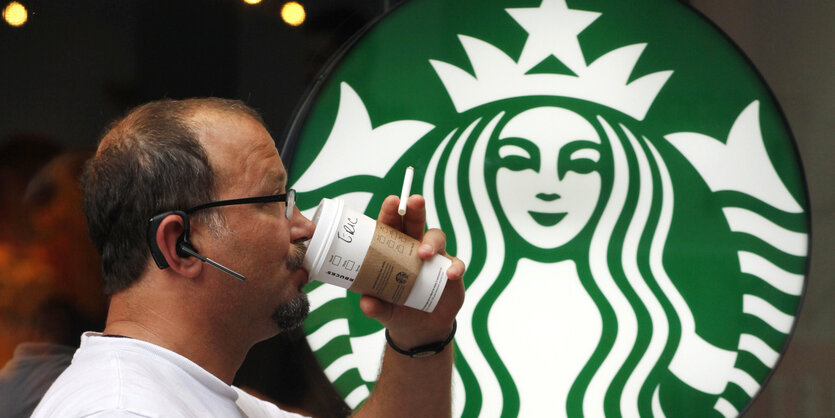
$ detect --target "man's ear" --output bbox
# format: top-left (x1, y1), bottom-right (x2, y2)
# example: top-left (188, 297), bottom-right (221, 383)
top-left (155, 214), bottom-right (203, 278)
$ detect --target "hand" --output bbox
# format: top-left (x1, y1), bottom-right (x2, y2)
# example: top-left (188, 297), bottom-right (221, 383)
top-left (359, 194), bottom-right (466, 349)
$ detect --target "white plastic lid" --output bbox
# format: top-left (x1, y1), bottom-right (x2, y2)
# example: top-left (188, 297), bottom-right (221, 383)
top-left (302, 198), bottom-right (343, 281)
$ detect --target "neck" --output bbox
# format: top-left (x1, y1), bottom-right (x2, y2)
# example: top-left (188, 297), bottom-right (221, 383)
top-left (103, 277), bottom-right (254, 384)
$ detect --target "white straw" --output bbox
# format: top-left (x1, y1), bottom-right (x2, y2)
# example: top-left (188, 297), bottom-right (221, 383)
top-left (398, 166), bottom-right (414, 216)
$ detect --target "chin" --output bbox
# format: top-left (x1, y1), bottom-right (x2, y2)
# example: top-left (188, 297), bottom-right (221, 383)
top-left (270, 293), bottom-right (310, 332)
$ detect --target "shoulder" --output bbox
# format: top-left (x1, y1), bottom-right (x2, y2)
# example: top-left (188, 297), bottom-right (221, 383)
top-left (31, 348), bottom-right (158, 416)
top-left (233, 387), bottom-right (310, 418)
top-left (76, 410), bottom-right (152, 418)
top-left (32, 337), bottom-right (126, 417)
top-left (32, 334), bottom-right (221, 417)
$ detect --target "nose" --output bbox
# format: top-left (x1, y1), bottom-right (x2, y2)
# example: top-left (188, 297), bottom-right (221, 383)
top-left (290, 205), bottom-right (316, 243)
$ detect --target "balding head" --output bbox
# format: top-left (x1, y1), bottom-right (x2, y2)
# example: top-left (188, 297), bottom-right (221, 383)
top-left (83, 98), bottom-right (266, 295)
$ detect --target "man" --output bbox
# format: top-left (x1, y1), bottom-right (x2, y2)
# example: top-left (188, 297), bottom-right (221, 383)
top-left (33, 98), bottom-right (465, 417)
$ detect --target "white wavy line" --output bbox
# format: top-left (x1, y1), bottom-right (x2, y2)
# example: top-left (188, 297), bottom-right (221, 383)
top-left (722, 207), bottom-right (808, 257)
top-left (457, 113), bottom-right (506, 418)
top-left (742, 295), bottom-right (794, 333)
top-left (728, 367), bottom-right (760, 397)
top-left (307, 319), bottom-right (349, 351)
top-left (424, 129), bottom-right (458, 233)
top-left (426, 118), bottom-right (503, 417)
top-left (585, 117), bottom-right (636, 417)
top-left (621, 129), bottom-right (669, 417)
top-left (714, 397), bottom-right (738, 418)
top-left (452, 367), bottom-right (466, 418)
top-left (344, 384), bottom-right (371, 409)
top-left (324, 353), bottom-right (357, 381)
top-left (738, 334), bottom-right (779, 368)
top-left (652, 386), bottom-right (665, 418)
top-left (644, 139), bottom-right (694, 332)
top-left (445, 119), bottom-right (481, 266)
top-left (307, 284), bottom-right (348, 312)
top-left (738, 251), bottom-right (804, 296)
top-left (348, 330), bottom-right (385, 382)
top-left (648, 140), bottom-right (741, 395)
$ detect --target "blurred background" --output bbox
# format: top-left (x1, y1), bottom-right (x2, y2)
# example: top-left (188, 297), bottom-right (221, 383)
top-left (0, 0), bottom-right (831, 416)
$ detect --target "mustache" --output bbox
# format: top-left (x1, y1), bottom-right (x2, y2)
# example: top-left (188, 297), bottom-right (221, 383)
top-left (287, 241), bottom-right (308, 271)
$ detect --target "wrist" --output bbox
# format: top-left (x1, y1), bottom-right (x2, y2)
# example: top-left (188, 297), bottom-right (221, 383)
top-left (385, 319), bottom-right (456, 358)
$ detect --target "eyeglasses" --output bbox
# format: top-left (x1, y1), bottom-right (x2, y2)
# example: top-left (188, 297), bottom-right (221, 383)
top-left (146, 189), bottom-right (296, 280)
top-left (185, 189), bottom-right (296, 220)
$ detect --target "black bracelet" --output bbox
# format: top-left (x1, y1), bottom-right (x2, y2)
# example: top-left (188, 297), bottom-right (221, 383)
top-left (385, 319), bottom-right (457, 358)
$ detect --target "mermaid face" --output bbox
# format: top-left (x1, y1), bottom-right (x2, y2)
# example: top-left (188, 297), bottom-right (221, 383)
top-left (496, 107), bottom-right (602, 249)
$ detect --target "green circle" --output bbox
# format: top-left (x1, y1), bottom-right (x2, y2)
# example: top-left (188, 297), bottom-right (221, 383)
top-left (287, 1), bottom-right (809, 416)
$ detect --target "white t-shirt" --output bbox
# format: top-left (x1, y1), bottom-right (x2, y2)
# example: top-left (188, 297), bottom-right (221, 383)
top-left (32, 332), bottom-right (307, 418)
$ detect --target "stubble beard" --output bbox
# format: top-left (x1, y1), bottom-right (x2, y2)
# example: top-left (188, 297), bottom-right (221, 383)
top-left (270, 242), bottom-right (310, 332)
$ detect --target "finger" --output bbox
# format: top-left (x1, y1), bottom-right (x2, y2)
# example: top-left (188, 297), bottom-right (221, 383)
top-left (446, 256), bottom-right (466, 280)
top-left (402, 194), bottom-right (426, 239)
top-left (417, 228), bottom-right (447, 259)
top-left (359, 295), bottom-right (394, 324)
top-left (377, 195), bottom-right (403, 229)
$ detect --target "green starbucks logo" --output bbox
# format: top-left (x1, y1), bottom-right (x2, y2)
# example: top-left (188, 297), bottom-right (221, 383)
top-left (285, 1), bottom-right (809, 416)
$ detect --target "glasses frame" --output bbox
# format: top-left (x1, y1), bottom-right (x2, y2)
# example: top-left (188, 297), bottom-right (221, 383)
top-left (184, 189), bottom-right (296, 220)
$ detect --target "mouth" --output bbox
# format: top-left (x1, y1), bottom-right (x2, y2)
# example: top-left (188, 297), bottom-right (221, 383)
top-left (287, 242), bottom-right (310, 291)
top-left (287, 242), bottom-right (308, 271)
top-left (288, 269), bottom-right (310, 293)
top-left (528, 211), bottom-right (567, 227)
top-left (291, 269), bottom-right (310, 292)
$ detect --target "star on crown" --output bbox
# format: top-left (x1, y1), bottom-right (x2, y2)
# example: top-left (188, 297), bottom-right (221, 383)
top-left (429, 0), bottom-right (673, 121)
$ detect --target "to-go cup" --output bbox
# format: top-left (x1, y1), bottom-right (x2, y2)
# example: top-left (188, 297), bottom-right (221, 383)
top-left (302, 198), bottom-right (451, 312)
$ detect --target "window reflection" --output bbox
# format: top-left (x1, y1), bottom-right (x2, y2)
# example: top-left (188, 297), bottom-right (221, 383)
top-left (0, 144), bottom-right (105, 417)
top-left (0, 1), bottom-right (377, 416)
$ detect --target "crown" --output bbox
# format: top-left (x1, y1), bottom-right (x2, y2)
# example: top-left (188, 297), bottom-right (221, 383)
top-left (429, 0), bottom-right (673, 121)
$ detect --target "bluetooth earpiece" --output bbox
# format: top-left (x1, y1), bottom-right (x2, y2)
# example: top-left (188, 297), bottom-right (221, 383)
top-left (176, 239), bottom-right (246, 281)
top-left (147, 210), bottom-right (245, 281)
top-left (176, 239), bottom-right (197, 259)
